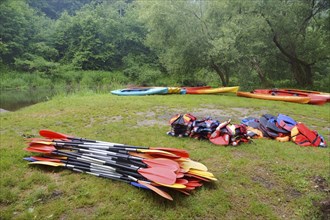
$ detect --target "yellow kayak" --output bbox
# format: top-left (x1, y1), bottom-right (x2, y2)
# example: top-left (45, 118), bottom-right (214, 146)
top-left (237, 91), bottom-right (310, 104)
top-left (167, 87), bottom-right (183, 94)
top-left (187, 86), bottom-right (239, 94)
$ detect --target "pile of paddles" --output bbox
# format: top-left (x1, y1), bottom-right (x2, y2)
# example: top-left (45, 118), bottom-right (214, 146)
top-left (23, 130), bottom-right (217, 201)
top-left (167, 113), bottom-right (327, 147)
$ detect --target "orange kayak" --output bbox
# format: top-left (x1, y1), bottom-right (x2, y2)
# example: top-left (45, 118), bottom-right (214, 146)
top-left (253, 89), bottom-right (327, 105)
top-left (237, 91), bottom-right (310, 104)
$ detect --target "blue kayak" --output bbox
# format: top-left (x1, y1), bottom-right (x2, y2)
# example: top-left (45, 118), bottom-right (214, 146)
top-left (111, 87), bottom-right (168, 96)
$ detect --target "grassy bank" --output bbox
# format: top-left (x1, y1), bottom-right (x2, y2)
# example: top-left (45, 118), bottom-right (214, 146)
top-left (1, 93), bottom-right (329, 219)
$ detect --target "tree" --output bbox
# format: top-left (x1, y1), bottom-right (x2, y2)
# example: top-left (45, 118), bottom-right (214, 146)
top-left (258, 0), bottom-right (329, 87)
top-left (138, 0), bottom-right (243, 86)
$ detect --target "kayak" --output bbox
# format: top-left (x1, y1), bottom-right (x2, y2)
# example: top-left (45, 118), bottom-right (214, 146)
top-left (237, 91), bottom-right (310, 104)
top-left (187, 86), bottom-right (239, 94)
top-left (111, 87), bottom-right (168, 96)
top-left (182, 86), bottom-right (212, 92)
top-left (253, 89), bottom-right (327, 105)
top-left (167, 87), bottom-right (184, 94)
top-left (281, 89), bottom-right (330, 102)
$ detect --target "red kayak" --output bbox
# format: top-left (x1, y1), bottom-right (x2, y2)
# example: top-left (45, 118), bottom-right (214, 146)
top-left (253, 89), bottom-right (327, 105)
top-left (281, 89), bottom-right (330, 102)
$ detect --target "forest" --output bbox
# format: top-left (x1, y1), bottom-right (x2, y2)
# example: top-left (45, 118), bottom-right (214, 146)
top-left (1, 0), bottom-right (329, 91)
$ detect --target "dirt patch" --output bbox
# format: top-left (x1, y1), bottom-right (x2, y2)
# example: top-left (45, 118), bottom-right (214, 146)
top-left (285, 188), bottom-right (302, 202)
top-left (312, 176), bottom-right (330, 192)
top-left (135, 119), bottom-right (166, 127)
top-left (191, 107), bottom-right (269, 122)
top-left (251, 176), bottom-right (275, 189)
top-left (314, 199), bottom-right (330, 220)
top-left (250, 166), bottom-right (276, 190)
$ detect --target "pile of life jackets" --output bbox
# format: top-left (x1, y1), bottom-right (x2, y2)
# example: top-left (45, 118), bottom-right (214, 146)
top-left (241, 113), bottom-right (327, 147)
top-left (167, 113), bottom-right (251, 146)
top-left (167, 113), bottom-right (327, 147)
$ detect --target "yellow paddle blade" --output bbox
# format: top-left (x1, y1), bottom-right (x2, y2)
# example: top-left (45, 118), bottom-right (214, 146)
top-left (188, 169), bottom-right (214, 177)
top-left (154, 182), bottom-right (186, 189)
top-left (180, 160), bottom-right (208, 172)
top-left (188, 170), bottom-right (217, 181)
top-left (29, 161), bottom-right (64, 167)
top-left (30, 140), bottom-right (53, 145)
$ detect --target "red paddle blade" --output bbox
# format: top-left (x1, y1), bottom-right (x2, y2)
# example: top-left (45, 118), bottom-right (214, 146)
top-left (39, 129), bottom-right (71, 139)
top-left (185, 181), bottom-right (203, 187)
top-left (152, 147), bottom-right (190, 158)
top-left (138, 167), bottom-right (177, 185)
top-left (137, 180), bottom-right (173, 201)
top-left (176, 172), bottom-right (185, 178)
top-left (175, 178), bottom-right (189, 185)
top-left (24, 146), bottom-right (56, 153)
top-left (143, 158), bottom-right (180, 171)
top-left (28, 143), bottom-right (57, 150)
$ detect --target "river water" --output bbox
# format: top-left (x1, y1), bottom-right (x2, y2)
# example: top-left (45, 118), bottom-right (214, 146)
top-left (0, 88), bottom-right (57, 112)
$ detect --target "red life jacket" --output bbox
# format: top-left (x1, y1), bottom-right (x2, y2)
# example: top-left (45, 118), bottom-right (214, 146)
top-left (291, 123), bottom-right (324, 147)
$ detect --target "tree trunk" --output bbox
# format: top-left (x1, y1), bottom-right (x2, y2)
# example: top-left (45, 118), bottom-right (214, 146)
top-left (273, 34), bottom-right (314, 87)
top-left (210, 60), bottom-right (228, 86)
top-left (290, 59), bottom-right (313, 86)
top-left (250, 58), bottom-right (274, 87)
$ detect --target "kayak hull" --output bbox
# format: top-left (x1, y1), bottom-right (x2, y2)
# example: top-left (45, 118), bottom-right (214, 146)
top-left (253, 89), bottom-right (327, 105)
top-left (111, 87), bottom-right (168, 96)
top-left (237, 91), bottom-right (310, 104)
top-left (281, 89), bottom-right (330, 102)
top-left (187, 86), bottom-right (239, 94)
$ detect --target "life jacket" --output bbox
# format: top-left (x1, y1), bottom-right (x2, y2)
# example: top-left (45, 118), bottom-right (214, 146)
top-left (276, 114), bottom-right (297, 132)
top-left (209, 121), bottom-right (250, 146)
top-left (259, 114), bottom-right (289, 138)
top-left (190, 117), bottom-right (220, 139)
top-left (167, 113), bottom-right (196, 137)
top-left (241, 117), bottom-right (260, 128)
top-left (291, 123), bottom-right (326, 147)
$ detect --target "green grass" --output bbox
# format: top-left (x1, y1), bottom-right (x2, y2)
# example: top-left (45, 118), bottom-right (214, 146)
top-left (0, 93), bottom-right (329, 219)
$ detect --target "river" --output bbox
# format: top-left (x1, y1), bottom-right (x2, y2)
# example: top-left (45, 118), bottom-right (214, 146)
top-left (0, 88), bottom-right (57, 112)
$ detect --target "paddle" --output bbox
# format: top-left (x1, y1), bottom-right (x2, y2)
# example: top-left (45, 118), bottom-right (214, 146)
top-left (25, 146), bottom-right (177, 185)
top-left (29, 140), bottom-right (181, 159)
top-left (39, 129), bottom-right (189, 157)
top-left (28, 143), bottom-right (180, 171)
top-left (176, 158), bottom-right (208, 172)
top-left (27, 160), bottom-right (173, 200)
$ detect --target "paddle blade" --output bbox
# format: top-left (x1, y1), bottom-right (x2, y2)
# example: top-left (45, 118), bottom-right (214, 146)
top-left (24, 157), bottom-right (37, 162)
top-left (137, 149), bottom-right (180, 159)
top-left (137, 180), bottom-right (173, 201)
top-left (152, 147), bottom-right (190, 158)
top-left (138, 167), bottom-right (177, 185)
top-left (39, 129), bottom-right (70, 139)
top-left (180, 160), bottom-right (208, 172)
top-left (31, 156), bottom-right (61, 162)
top-left (24, 146), bottom-right (56, 153)
top-left (143, 158), bottom-right (180, 171)
top-left (153, 182), bottom-right (186, 189)
top-left (29, 161), bottom-right (64, 167)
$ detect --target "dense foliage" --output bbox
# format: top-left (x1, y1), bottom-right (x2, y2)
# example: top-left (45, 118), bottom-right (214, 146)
top-left (0, 0), bottom-right (329, 90)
